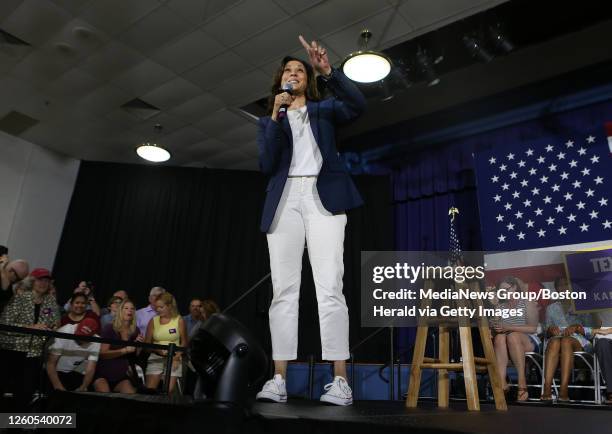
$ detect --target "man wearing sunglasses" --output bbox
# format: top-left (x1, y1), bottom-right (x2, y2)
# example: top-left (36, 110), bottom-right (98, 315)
top-left (0, 246), bottom-right (29, 308)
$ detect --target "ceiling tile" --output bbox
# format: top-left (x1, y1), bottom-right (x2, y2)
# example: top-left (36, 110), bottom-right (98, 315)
top-left (233, 18), bottom-right (317, 65)
top-left (0, 0), bottom-right (24, 22)
top-left (183, 50), bottom-right (252, 90)
top-left (11, 49), bottom-right (77, 87)
top-left (164, 0), bottom-right (241, 25)
top-left (128, 112), bottom-right (190, 137)
top-left (295, 0), bottom-right (391, 38)
top-left (201, 0), bottom-right (288, 47)
top-left (44, 68), bottom-right (101, 100)
top-left (103, 108), bottom-right (145, 129)
top-left (49, 0), bottom-right (90, 15)
top-left (151, 29), bottom-right (225, 74)
top-left (398, 0), bottom-right (503, 31)
top-left (193, 109), bottom-right (247, 136)
top-left (208, 69), bottom-right (270, 105)
top-left (140, 77), bottom-right (202, 110)
top-left (79, 0), bottom-right (161, 36)
top-left (110, 59), bottom-right (175, 96)
top-left (159, 125), bottom-right (208, 149)
top-left (73, 84), bottom-right (133, 116)
top-left (321, 8), bottom-right (414, 58)
top-left (235, 140), bottom-right (258, 157)
top-left (272, 0), bottom-right (325, 16)
top-left (168, 93), bottom-right (225, 122)
top-left (185, 137), bottom-right (229, 155)
top-left (204, 148), bottom-right (250, 168)
top-left (216, 122), bottom-right (257, 145)
top-left (119, 6), bottom-right (194, 54)
top-left (39, 18), bottom-right (109, 61)
top-left (79, 41), bottom-right (145, 82)
top-left (1, 0), bottom-right (73, 46)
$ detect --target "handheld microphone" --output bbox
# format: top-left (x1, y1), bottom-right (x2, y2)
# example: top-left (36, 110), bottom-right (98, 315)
top-left (277, 83), bottom-right (293, 120)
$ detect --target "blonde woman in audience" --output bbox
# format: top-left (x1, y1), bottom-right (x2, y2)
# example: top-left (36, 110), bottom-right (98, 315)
top-left (144, 292), bottom-right (187, 393)
top-left (94, 299), bottom-right (143, 394)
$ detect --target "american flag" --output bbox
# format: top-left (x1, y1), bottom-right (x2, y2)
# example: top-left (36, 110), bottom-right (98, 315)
top-left (474, 130), bottom-right (612, 251)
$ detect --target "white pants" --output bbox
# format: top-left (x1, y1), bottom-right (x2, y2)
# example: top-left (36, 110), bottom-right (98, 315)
top-left (267, 176), bottom-right (349, 361)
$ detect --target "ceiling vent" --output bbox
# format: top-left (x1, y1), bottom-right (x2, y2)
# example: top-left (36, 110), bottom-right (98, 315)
top-left (120, 98), bottom-right (160, 120)
top-left (0, 110), bottom-right (39, 135)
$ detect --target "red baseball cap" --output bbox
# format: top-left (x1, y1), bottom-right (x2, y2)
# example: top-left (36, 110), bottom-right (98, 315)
top-left (31, 268), bottom-right (52, 279)
top-left (75, 318), bottom-right (99, 337)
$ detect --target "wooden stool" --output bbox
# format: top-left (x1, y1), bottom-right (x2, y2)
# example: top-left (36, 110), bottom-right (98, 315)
top-left (405, 281), bottom-right (507, 411)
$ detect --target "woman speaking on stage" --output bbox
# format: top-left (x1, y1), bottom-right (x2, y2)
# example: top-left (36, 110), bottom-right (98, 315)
top-left (255, 35), bottom-right (366, 406)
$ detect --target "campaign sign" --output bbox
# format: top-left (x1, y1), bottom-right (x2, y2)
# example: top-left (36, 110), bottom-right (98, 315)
top-left (565, 248), bottom-right (612, 312)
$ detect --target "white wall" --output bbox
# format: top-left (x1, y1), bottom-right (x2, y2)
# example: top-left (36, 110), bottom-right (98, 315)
top-left (0, 131), bottom-right (80, 270)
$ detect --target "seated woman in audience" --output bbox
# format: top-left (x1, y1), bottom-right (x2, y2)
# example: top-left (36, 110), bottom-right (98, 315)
top-left (145, 292), bottom-right (187, 393)
top-left (100, 296), bottom-right (123, 329)
top-left (490, 276), bottom-right (540, 401)
top-left (0, 267), bottom-right (60, 409)
top-left (46, 318), bottom-right (101, 391)
top-left (541, 277), bottom-right (599, 402)
top-left (94, 299), bottom-right (143, 394)
top-left (61, 293), bottom-right (100, 328)
top-left (594, 309), bottom-right (612, 404)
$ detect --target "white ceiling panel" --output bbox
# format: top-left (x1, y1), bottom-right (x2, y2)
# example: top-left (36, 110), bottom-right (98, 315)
top-left (103, 108), bottom-right (145, 129)
top-left (185, 137), bottom-right (230, 155)
top-left (216, 122), bottom-right (257, 146)
top-left (235, 140), bottom-right (258, 157)
top-left (118, 6), bottom-right (194, 54)
top-left (168, 92), bottom-right (225, 122)
top-left (0, 0), bottom-right (24, 22)
top-left (1, 0), bottom-right (73, 46)
top-left (183, 50), bottom-right (252, 90)
top-left (151, 29), bottom-right (225, 74)
top-left (204, 148), bottom-right (251, 168)
top-left (71, 84), bottom-right (132, 116)
top-left (201, 0), bottom-right (289, 48)
top-left (110, 59), bottom-right (175, 97)
top-left (164, 0), bottom-right (242, 25)
top-left (209, 69), bottom-right (270, 105)
top-left (321, 7), bottom-right (414, 57)
top-left (44, 68), bottom-right (101, 101)
top-left (10, 49), bottom-right (78, 87)
top-left (295, 0), bottom-right (391, 38)
top-left (50, 0), bottom-right (90, 15)
top-left (78, 41), bottom-right (145, 82)
top-left (128, 112), bottom-right (191, 137)
top-left (40, 18), bottom-right (109, 62)
top-left (233, 18), bottom-right (317, 66)
top-left (272, 0), bottom-right (325, 16)
top-left (193, 109), bottom-right (248, 137)
top-left (78, 0), bottom-right (161, 36)
top-left (140, 77), bottom-right (202, 110)
top-left (159, 126), bottom-right (209, 153)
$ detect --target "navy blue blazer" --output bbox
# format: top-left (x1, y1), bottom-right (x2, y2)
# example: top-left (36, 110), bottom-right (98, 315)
top-left (257, 68), bottom-right (366, 233)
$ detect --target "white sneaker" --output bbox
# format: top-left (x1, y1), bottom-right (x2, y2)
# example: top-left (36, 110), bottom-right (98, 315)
top-left (256, 374), bottom-right (287, 403)
top-left (320, 376), bottom-right (353, 406)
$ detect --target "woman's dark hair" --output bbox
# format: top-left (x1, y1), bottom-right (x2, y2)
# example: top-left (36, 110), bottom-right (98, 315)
top-left (497, 276), bottom-right (520, 291)
top-left (266, 56), bottom-right (320, 115)
top-left (71, 293), bottom-right (88, 304)
top-left (554, 275), bottom-right (567, 291)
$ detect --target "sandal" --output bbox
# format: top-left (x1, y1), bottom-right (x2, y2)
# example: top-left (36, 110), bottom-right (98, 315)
top-left (517, 387), bottom-right (529, 402)
top-left (540, 394), bottom-right (553, 403)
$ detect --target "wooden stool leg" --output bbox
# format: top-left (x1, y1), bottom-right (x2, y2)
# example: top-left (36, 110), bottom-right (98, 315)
top-left (406, 325), bottom-right (428, 408)
top-left (479, 322), bottom-right (507, 410)
top-left (459, 326), bottom-right (480, 411)
top-left (438, 326), bottom-right (450, 408)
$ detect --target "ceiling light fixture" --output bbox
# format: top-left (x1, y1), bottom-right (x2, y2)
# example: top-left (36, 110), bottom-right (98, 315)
top-left (489, 24), bottom-right (514, 53)
top-left (416, 48), bottom-right (442, 87)
top-left (136, 123), bottom-right (171, 163)
top-left (341, 29), bottom-right (392, 83)
top-left (462, 35), bottom-right (494, 62)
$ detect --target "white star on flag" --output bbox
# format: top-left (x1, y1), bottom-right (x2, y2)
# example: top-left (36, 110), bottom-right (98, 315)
top-left (579, 223), bottom-right (589, 232)
top-left (586, 135), bottom-right (595, 143)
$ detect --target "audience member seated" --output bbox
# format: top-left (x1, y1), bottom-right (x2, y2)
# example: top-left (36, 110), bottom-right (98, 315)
top-left (100, 296), bottom-right (123, 329)
top-left (540, 277), bottom-right (599, 402)
top-left (594, 309), bottom-right (612, 404)
top-left (94, 299), bottom-right (143, 394)
top-left (183, 298), bottom-right (203, 336)
top-left (100, 290), bottom-right (128, 316)
top-left (490, 276), bottom-right (540, 402)
top-left (0, 267), bottom-right (60, 409)
top-left (188, 299), bottom-right (220, 339)
top-left (63, 281), bottom-right (101, 316)
top-left (0, 258), bottom-right (29, 309)
top-left (46, 318), bottom-right (101, 392)
top-left (61, 293), bottom-right (101, 329)
top-left (136, 286), bottom-right (165, 335)
top-left (144, 292), bottom-right (187, 393)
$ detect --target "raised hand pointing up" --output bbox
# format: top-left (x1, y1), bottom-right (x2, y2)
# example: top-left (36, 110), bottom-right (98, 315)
top-left (299, 35), bottom-right (331, 76)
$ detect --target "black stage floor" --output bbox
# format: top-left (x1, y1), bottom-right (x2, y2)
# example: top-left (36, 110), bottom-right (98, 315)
top-left (40, 392), bottom-right (610, 434)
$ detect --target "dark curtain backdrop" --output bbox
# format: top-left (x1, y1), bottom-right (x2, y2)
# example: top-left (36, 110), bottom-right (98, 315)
top-left (53, 162), bottom-right (392, 362)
